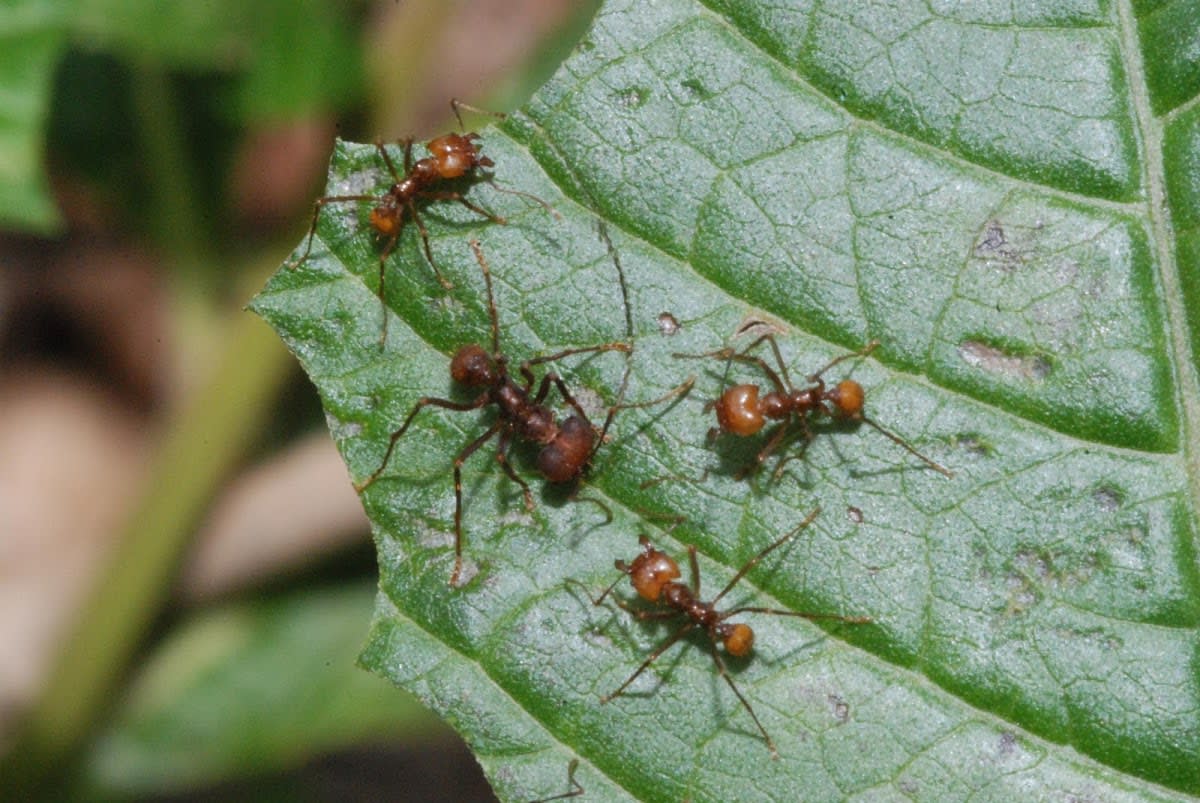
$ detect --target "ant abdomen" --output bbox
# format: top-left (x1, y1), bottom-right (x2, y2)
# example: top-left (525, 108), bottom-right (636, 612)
top-left (536, 416), bottom-right (593, 483)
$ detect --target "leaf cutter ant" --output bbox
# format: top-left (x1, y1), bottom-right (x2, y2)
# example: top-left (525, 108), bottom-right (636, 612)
top-left (577, 507), bottom-right (869, 757)
top-left (675, 335), bottom-right (952, 479)
top-left (355, 239), bottom-right (692, 586)
top-left (289, 99), bottom-right (556, 344)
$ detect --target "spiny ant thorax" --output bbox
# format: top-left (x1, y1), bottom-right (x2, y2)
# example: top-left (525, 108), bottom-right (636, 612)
top-left (491, 382), bottom-right (557, 445)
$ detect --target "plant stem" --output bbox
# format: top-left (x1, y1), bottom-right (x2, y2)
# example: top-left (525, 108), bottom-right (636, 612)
top-left (0, 254), bottom-right (295, 795)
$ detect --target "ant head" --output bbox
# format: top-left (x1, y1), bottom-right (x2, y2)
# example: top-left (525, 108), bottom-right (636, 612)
top-left (719, 622), bottom-right (755, 657)
top-left (827, 379), bottom-right (865, 420)
top-left (536, 415), bottom-right (594, 483)
top-left (626, 544), bottom-right (681, 602)
top-left (714, 384), bottom-right (766, 436)
top-left (368, 205), bottom-right (402, 236)
top-left (450, 344), bottom-right (495, 386)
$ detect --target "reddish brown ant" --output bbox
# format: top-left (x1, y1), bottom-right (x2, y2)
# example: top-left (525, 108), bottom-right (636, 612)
top-left (576, 507), bottom-right (868, 757)
top-left (675, 335), bottom-right (953, 479)
top-left (289, 99), bottom-right (556, 343)
top-left (527, 759), bottom-right (583, 803)
top-left (355, 239), bottom-right (692, 586)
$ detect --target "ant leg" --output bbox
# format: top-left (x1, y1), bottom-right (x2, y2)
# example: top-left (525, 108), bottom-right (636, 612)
top-left (468, 239), bottom-right (503, 357)
top-left (374, 140), bottom-right (406, 182)
top-left (622, 606), bottom-right (681, 621)
top-left (406, 199), bottom-right (454, 289)
top-left (522, 342), bottom-right (632, 375)
top-left (449, 421), bottom-right (504, 586)
top-left (736, 422), bottom-right (798, 480)
top-left (672, 347), bottom-right (737, 361)
top-left (483, 180), bottom-right (562, 219)
top-left (513, 364), bottom-right (598, 423)
top-left (592, 376), bottom-right (695, 461)
top-left (528, 759), bottom-right (583, 803)
top-left (523, 371), bottom-right (602, 444)
top-left (374, 232), bottom-right (403, 348)
top-left (609, 377), bottom-right (696, 415)
top-left (750, 332), bottom-right (795, 390)
top-left (765, 425), bottom-right (815, 482)
top-left (565, 576), bottom-right (624, 607)
top-left (287, 194), bottom-right (378, 269)
top-left (564, 490), bottom-right (614, 526)
top-left (674, 345), bottom-right (789, 396)
top-left (601, 622), bottom-right (695, 703)
top-left (710, 508), bottom-right (821, 605)
top-left (418, 189), bottom-right (508, 226)
top-left (519, 340), bottom-right (634, 407)
top-left (807, 340), bottom-right (880, 383)
top-left (687, 545), bottom-right (702, 597)
top-left (493, 428), bottom-right (535, 511)
top-left (708, 641), bottom-right (778, 758)
top-left (354, 393), bottom-right (489, 492)
top-left (568, 572), bottom-right (676, 616)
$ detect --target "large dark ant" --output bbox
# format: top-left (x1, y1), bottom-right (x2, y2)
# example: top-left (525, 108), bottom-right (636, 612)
top-left (675, 334), bottom-right (952, 479)
top-left (289, 99), bottom-right (556, 343)
top-left (576, 507), bottom-right (868, 757)
top-left (355, 239), bottom-right (692, 586)
top-left (527, 759), bottom-right (583, 803)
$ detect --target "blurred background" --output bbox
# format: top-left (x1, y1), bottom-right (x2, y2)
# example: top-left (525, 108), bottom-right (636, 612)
top-left (0, 1), bottom-right (597, 799)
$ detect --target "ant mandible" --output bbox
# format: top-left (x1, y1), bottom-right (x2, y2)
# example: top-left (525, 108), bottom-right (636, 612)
top-left (675, 334), bottom-right (953, 479)
top-left (577, 507), bottom-right (869, 757)
top-left (355, 239), bottom-right (691, 586)
top-left (289, 99), bottom-right (556, 344)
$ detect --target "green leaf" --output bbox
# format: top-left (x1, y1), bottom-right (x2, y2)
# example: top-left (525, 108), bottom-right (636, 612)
top-left (0, 1), bottom-right (67, 232)
top-left (82, 583), bottom-right (447, 797)
top-left (253, 1), bottom-right (1200, 800)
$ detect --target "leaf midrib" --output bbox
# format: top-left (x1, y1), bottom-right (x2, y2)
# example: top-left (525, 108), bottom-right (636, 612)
top-left (1113, 1), bottom-right (1200, 516)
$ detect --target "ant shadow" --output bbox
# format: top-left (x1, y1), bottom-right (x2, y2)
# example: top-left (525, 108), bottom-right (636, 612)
top-left (563, 578), bottom-right (691, 695)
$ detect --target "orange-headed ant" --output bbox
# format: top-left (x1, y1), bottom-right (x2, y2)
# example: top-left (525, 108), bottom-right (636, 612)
top-left (289, 100), bottom-right (556, 344)
top-left (675, 335), bottom-right (952, 479)
top-left (577, 507), bottom-right (869, 757)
